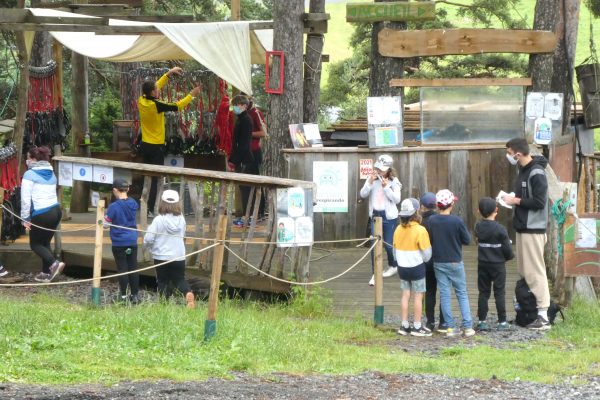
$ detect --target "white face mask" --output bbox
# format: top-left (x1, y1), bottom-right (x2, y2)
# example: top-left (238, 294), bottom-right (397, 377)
top-left (506, 153), bottom-right (518, 166)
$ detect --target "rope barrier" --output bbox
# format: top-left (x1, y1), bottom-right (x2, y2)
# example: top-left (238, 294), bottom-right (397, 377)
top-left (222, 238), bottom-right (379, 286)
top-left (1, 204), bottom-right (96, 233)
top-left (0, 243), bottom-right (219, 288)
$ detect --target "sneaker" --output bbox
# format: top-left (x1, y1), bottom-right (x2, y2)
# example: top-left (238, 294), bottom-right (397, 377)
top-left (34, 272), bottom-right (52, 283)
top-left (368, 275), bottom-right (375, 286)
top-left (526, 316), bottom-right (551, 331)
top-left (49, 261), bottom-right (65, 281)
top-left (232, 217), bottom-right (245, 227)
top-left (411, 326), bottom-right (433, 337)
top-left (114, 295), bottom-right (128, 304)
top-left (463, 328), bottom-right (476, 337)
top-left (0, 265), bottom-right (8, 277)
top-left (382, 266), bottom-right (398, 278)
top-left (446, 327), bottom-right (462, 337)
top-left (186, 292), bottom-right (196, 309)
top-left (476, 321), bottom-right (490, 331)
top-left (436, 324), bottom-right (449, 334)
top-left (426, 322), bottom-right (435, 332)
top-left (130, 295), bottom-right (140, 305)
top-left (397, 325), bottom-right (411, 336)
top-left (497, 321), bottom-right (511, 330)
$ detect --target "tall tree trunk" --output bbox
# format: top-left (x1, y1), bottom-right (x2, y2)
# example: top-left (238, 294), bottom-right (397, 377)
top-left (303, 0), bottom-right (326, 124)
top-left (369, 0), bottom-right (405, 97)
top-left (30, 32), bottom-right (53, 67)
top-left (530, 0), bottom-right (581, 137)
top-left (264, 0), bottom-right (304, 179)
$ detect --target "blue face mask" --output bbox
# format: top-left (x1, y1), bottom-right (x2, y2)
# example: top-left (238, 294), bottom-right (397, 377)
top-left (233, 105), bottom-right (243, 115)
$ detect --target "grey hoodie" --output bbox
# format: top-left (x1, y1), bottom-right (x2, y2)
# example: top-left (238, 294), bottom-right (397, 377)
top-left (143, 214), bottom-right (186, 261)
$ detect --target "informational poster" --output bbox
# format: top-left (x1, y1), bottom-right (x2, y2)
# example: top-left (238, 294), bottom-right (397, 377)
top-left (544, 93), bottom-right (563, 120)
top-left (526, 92), bottom-right (545, 118)
top-left (313, 161), bottom-right (348, 213)
top-left (73, 163), bottom-right (93, 182)
top-left (359, 159), bottom-right (373, 179)
top-left (534, 117), bottom-right (552, 145)
top-left (164, 155), bottom-right (185, 168)
top-left (576, 218), bottom-right (597, 248)
top-left (58, 162), bottom-right (73, 187)
top-left (289, 123), bottom-right (323, 148)
top-left (276, 187), bottom-right (314, 247)
top-left (367, 96), bottom-right (403, 148)
top-left (92, 165), bottom-right (114, 184)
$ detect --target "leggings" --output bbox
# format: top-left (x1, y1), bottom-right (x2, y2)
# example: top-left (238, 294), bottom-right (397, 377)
top-left (29, 205), bottom-right (62, 273)
top-left (155, 259), bottom-right (190, 298)
top-left (112, 246), bottom-right (139, 296)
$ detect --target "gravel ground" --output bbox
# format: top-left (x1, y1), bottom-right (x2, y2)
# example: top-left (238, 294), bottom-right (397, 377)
top-left (1, 272), bottom-right (598, 399)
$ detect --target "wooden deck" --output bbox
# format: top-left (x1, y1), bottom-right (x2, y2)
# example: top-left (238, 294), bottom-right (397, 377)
top-left (2, 211), bottom-right (520, 322)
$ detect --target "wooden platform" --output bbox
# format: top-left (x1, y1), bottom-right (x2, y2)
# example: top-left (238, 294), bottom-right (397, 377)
top-left (2, 210), bottom-right (521, 321)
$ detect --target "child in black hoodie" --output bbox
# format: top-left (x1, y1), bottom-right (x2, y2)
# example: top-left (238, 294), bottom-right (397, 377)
top-left (475, 197), bottom-right (514, 331)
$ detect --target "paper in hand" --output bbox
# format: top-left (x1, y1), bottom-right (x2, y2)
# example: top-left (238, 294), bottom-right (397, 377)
top-left (496, 190), bottom-right (515, 209)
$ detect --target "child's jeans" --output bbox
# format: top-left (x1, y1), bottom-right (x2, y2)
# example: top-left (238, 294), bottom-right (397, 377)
top-left (434, 261), bottom-right (472, 329)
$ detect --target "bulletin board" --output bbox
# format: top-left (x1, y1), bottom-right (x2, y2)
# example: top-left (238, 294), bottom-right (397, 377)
top-left (563, 213), bottom-right (600, 277)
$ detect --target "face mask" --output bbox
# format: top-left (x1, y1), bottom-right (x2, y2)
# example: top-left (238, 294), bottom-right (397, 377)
top-left (506, 153), bottom-right (518, 165)
top-left (233, 105), bottom-right (243, 115)
top-left (26, 159), bottom-right (32, 168)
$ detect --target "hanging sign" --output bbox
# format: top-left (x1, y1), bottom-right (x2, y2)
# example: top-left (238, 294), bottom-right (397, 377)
top-left (346, 1), bottom-right (435, 23)
top-left (276, 187), bottom-right (314, 247)
top-left (544, 93), bottom-right (563, 120)
top-left (313, 161), bottom-right (348, 213)
top-left (534, 117), bottom-right (552, 145)
top-left (73, 163), bottom-right (93, 182)
top-left (93, 165), bottom-right (114, 184)
top-left (58, 162), bottom-right (73, 187)
top-left (526, 92), bottom-right (545, 118)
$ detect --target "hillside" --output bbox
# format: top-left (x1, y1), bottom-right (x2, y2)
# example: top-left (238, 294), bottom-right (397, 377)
top-left (321, 1), bottom-right (600, 87)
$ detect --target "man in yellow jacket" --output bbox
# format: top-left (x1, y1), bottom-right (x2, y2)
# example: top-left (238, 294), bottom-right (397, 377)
top-left (138, 67), bottom-right (201, 216)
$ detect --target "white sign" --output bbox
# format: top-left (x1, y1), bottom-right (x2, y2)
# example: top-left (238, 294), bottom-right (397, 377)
top-left (367, 97), bottom-right (402, 125)
top-left (277, 217), bottom-right (295, 247)
top-left (90, 191), bottom-right (100, 207)
top-left (544, 93), bottom-right (563, 120)
top-left (576, 218), bottom-right (597, 248)
top-left (73, 163), bottom-right (93, 182)
top-left (526, 92), bottom-right (545, 118)
top-left (164, 155), bottom-right (185, 168)
top-left (287, 187), bottom-right (306, 218)
top-left (58, 162), bottom-right (73, 187)
top-left (93, 165), bottom-right (114, 184)
top-left (534, 117), bottom-right (552, 145)
top-left (313, 161), bottom-right (348, 213)
top-left (295, 216), bottom-right (314, 245)
top-left (359, 159), bottom-right (373, 179)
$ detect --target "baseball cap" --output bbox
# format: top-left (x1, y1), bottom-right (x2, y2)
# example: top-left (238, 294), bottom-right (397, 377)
top-left (399, 198), bottom-right (420, 217)
top-left (420, 192), bottom-right (437, 209)
top-left (112, 178), bottom-right (130, 190)
top-left (374, 154), bottom-right (393, 172)
top-left (479, 197), bottom-right (498, 218)
top-left (161, 190), bottom-right (180, 204)
top-left (436, 189), bottom-right (458, 207)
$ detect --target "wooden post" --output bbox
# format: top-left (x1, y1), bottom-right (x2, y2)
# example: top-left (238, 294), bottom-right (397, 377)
top-left (373, 216), bottom-right (384, 325)
top-left (303, 0), bottom-right (326, 124)
top-left (91, 199), bottom-right (105, 306)
top-left (231, 0), bottom-right (240, 21)
top-left (13, 31), bottom-right (31, 174)
top-left (204, 214), bottom-right (228, 341)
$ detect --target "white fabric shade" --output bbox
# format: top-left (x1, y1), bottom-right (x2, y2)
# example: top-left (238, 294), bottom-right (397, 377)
top-left (28, 8), bottom-right (273, 94)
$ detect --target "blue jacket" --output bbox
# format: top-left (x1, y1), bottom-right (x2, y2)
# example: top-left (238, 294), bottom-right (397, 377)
top-left (105, 198), bottom-right (139, 247)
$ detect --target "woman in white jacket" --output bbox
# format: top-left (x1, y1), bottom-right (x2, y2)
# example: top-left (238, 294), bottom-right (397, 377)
top-left (143, 190), bottom-right (195, 308)
top-left (360, 154), bottom-right (402, 285)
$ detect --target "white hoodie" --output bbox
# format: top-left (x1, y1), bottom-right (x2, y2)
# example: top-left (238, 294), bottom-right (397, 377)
top-left (143, 214), bottom-right (186, 261)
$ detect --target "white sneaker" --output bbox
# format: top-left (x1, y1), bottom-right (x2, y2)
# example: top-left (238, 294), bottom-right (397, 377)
top-left (368, 275), bottom-right (375, 286)
top-left (382, 266), bottom-right (398, 277)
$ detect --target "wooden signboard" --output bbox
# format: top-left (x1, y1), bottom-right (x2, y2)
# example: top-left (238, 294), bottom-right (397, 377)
top-left (346, 1), bottom-right (435, 23)
top-left (563, 213), bottom-right (600, 277)
top-left (379, 28), bottom-right (557, 58)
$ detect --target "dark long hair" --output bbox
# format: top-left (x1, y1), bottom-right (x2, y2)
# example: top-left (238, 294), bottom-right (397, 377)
top-left (28, 146), bottom-right (51, 162)
top-left (142, 80), bottom-right (156, 98)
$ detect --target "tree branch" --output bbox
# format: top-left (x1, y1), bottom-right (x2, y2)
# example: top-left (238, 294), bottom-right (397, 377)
top-left (435, 0), bottom-right (478, 9)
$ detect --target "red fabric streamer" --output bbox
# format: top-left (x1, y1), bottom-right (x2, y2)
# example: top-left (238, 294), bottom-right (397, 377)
top-left (214, 95), bottom-right (232, 156)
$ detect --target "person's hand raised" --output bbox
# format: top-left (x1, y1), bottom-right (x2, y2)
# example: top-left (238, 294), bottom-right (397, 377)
top-left (168, 67), bottom-right (183, 76)
top-left (190, 86), bottom-right (201, 97)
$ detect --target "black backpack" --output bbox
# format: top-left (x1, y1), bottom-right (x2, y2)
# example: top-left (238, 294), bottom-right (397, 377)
top-left (514, 278), bottom-right (564, 327)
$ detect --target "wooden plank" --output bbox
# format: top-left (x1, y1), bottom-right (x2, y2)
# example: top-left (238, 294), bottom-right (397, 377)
top-left (379, 28), bottom-right (557, 57)
top-left (449, 150), bottom-right (469, 223)
top-left (346, 1), bottom-right (435, 23)
top-left (390, 78), bottom-right (533, 87)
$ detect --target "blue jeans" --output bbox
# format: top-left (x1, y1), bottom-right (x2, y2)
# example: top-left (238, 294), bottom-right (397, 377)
top-left (370, 211), bottom-right (398, 273)
top-left (434, 262), bottom-right (472, 329)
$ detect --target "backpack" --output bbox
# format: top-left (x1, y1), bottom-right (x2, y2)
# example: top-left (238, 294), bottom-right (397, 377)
top-left (514, 278), bottom-right (564, 327)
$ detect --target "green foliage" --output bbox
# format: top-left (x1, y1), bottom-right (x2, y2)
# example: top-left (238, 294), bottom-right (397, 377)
top-left (89, 88), bottom-right (123, 152)
top-left (584, 0), bottom-right (600, 19)
top-left (286, 285), bottom-right (333, 318)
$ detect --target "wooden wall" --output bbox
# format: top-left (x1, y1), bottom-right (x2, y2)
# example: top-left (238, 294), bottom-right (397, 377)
top-left (285, 145), bottom-right (516, 243)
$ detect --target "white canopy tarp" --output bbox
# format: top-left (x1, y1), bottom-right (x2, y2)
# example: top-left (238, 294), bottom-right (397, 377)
top-left (28, 8), bottom-right (273, 94)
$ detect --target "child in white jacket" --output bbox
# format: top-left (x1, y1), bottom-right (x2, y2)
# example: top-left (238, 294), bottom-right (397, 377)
top-left (143, 190), bottom-right (195, 308)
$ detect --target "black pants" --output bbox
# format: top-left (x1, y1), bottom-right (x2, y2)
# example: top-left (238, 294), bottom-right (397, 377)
top-left (238, 149), bottom-right (265, 218)
top-left (112, 246), bottom-right (139, 296)
top-left (477, 262), bottom-right (507, 322)
top-left (141, 142), bottom-right (164, 212)
top-left (155, 259), bottom-right (190, 298)
top-left (29, 205), bottom-right (62, 273)
top-left (425, 260), bottom-right (445, 327)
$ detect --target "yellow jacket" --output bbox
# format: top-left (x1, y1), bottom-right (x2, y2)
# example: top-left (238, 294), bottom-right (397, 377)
top-left (138, 73), bottom-right (194, 144)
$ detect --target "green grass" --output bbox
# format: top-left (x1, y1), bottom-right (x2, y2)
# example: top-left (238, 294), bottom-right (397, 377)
top-left (1, 293), bottom-right (600, 385)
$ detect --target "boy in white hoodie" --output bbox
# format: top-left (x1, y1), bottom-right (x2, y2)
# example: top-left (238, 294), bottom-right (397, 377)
top-left (143, 190), bottom-right (195, 308)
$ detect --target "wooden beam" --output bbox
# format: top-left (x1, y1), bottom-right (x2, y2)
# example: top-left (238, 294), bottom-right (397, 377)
top-left (390, 77), bottom-right (533, 87)
top-left (346, 1), bottom-right (435, 23)
top-left (28, 15), bottom-right (110, 25)
top-left (31, 0), bottom-right (144, 7)
top-left (379, 28), bottom-right (558, 57)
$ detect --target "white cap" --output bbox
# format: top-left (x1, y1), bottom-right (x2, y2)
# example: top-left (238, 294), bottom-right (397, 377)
top-left (399, 198), bottom-right (419, 217)
top-left (161, 190), bottom-right (180, 204)
top-left (374, 154), bottom-right (393, 172)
